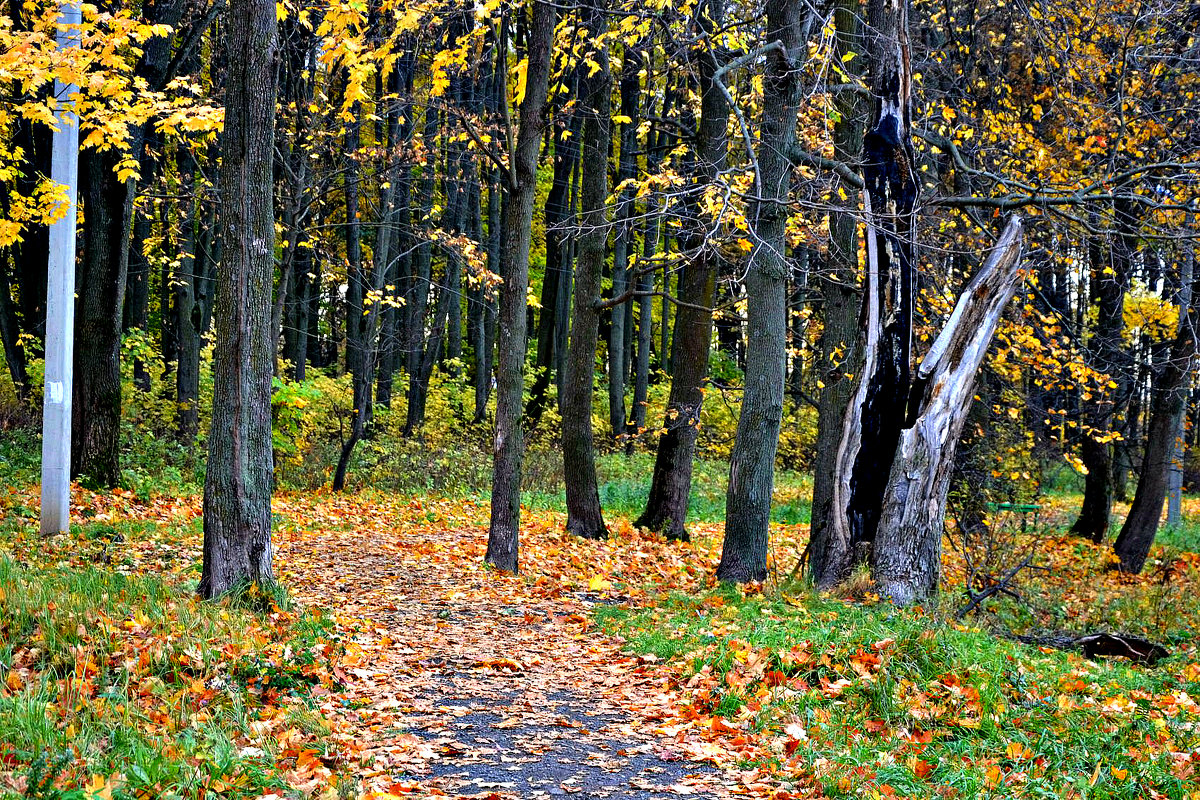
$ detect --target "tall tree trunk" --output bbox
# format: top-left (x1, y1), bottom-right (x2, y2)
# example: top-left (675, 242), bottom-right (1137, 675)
top-left (636, 5), bottom-right (727, 541)
top-left (528, 91), bottom-right (580, 424)
top-left (806, 0), bottom-right (867, 586)
top-left (175, 147), bottom-right (202, 440)
top-left (607, 53), bottom-right (640, 439)
top-left (404, 106), bottom-right (438, 425)
top-left (1072, 213), bottom-right (1134, 541)
top-left (716, 0), bottom-right (808, 582)
top-left (125, 209), bottom-right (152, 391)
top-left (813, 0), bottom-right (919, 583)
top-left (199, 0), bottom-right (278, 598)
top-left (486, 4), bottom-right (555, 572)
top-left (561, 5), bottom-right (612, 541)
top-left (334, 84), bottom-right (403, 489)
top-left (1113, 258), bottom-right (1197, 573)
top-left (72, 149), bottom-right (132, 486)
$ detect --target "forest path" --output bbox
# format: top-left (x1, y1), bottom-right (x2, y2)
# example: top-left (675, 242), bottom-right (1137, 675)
top-left (274, 494), bottom-right (742, 799)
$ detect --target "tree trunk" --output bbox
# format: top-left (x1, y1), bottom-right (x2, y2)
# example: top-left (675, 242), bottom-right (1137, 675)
top-left (871, 219), bottom-right (1025, 604)
top-left (175, 147), bottom-right (202, 440)
top-left (636, 6), bottom-right (727, 541)
top-left (607, 53), bottom-right (640, 440)
top-left (807, 0), bottom-right (867, 587)
top-left (717, 0), bottom-right (808, 582)
top-left (528, 90), bottom-right (580, 425)
top-left (199, 0), bottom-right (278, 598)
top-left (561, 6), bottom-right (611, 541)
top-left (812, 0), bottom-right (918, 583)
top-left (0, 256), bottom-right (28, 400)
top-left (1113, 262), bottom-right (1198, 573)
top-left (125, 209), bottom-right (152, 391)
top-left (1072, 212), bottom-right (1134, 541)
top-left (486, 3), bottom-right (556, 572)
top-left (72, 149), bottom-right (132, 486)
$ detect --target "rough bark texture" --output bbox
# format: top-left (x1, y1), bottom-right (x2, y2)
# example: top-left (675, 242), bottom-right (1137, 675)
top-left (1113, 269), bottom-right (1198, 574)
top-left (72, 149), bottom-right (132, 486)
top-left (637, 7), bottom-right (726, 542)
top-left (199, 0), bottom-right (278, 598)
top-left (561, 8), bottom-right (611, 541)
top-left (175, 148), bottom-right (201, 440)
top-left (485, 4), bottom-right (555, 572)
top-left (1072, 214), bottom-right (1134, 541)
top-left (806, 0), bottom-right (866, 586)
top-left (717, 0), bottom-right (807, 583)
top-left (818, 0), bottom-right (918, 584)
top-left (871, 219), bottom-right (1024, 604)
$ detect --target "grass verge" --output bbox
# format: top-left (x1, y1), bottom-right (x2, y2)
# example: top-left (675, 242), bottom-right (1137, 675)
top-left (598, 585), bottom-right (1200, 799)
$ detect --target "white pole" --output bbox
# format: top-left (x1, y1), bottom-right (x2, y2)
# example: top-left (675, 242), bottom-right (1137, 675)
top-left (41, 0), bottom-right (82, 536)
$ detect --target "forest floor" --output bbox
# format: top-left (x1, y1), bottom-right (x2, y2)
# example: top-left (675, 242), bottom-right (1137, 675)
top-left (2, 471), bottom-right (1200, 799)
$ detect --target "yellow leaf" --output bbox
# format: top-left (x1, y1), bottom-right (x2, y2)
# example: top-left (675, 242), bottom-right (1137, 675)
top-left (588, 576), bottom-right (613, 591)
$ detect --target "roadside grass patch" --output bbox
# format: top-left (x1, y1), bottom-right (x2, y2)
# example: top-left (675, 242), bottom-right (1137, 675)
top-left (0, 535), bottom-right (344, 799)
top-left (598, 587), bottom-right (1200, 799)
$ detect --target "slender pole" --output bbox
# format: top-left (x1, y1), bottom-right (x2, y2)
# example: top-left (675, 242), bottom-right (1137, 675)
top-left (41, 0), bottom-right (82, 536)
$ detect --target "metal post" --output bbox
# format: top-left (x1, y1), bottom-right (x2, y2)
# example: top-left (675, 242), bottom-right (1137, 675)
top-left (40, 0), bottom-right (82, 536)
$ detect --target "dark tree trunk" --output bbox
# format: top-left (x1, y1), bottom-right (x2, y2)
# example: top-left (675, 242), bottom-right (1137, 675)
top-left (0, 256), bottom-right (28, 400)
top-left (814, 0), bottom-right (919, 584)
top-left (561, 6), bottom-right (611, 541)
top-left (199, 0), bottom-right (278, 598)
top-left (607, 53), bottom-right (640, 439)
top-left (73, 149), bottom-right (132, 486)
top-left (806, 0), bottom-right (867, 587)
top-left (636, 5), bottom-right (727, 541)
top-left (404, 106), bottom-right (438, 425)
top-left (473, 170), bottom-right (501, 423)
top-left (334, 81), bottom-right (403, 489)
top-left (487, 5), bottom-right (555, 572)
top-left (717, 0), bottom-right (808, 582)
top-left (175, 147), bottom-right (202, 440)
top-left (72, 0), bottom-right (193, 483)
top-left (1114, 269), bottom-right (1198, 573)
top-left (1072, 216), bottom-right (1133, 541)
top-left (125, 209), bottom-right (152, 391)
top-left (529, 90), bottom-right (580, 425)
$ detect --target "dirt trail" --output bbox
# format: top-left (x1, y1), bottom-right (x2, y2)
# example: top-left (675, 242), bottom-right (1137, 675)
top-left (277, 511), bottom-right (734, 799)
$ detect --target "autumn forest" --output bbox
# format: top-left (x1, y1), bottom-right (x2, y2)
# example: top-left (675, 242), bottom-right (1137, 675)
top-left (0, 0), bottom-right (1199, 795)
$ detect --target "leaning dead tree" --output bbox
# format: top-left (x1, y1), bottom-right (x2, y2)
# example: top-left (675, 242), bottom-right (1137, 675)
top-left (870, 219), bottom-right (1025, 603)
top-left (806, 0), bottom-right (1027, 602)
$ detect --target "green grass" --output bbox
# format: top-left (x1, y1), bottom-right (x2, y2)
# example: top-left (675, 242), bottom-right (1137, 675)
top-left (0, 551), bottom-right (340, 799)
top-left (520, 452), bottom-right (812, 524)
top-left (597, 587), bottom-right (1200, 799)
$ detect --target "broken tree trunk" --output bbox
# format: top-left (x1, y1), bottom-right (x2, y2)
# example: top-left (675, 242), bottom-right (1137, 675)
top-left (870, 218), bottom-right (1025, 604)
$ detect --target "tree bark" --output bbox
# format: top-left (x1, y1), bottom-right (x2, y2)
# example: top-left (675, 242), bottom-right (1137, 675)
top-left (1113, 262), bottom-right (1198, 573)
top-left (73, 149), bottom-right (132, 486)
top-left (814, 0), bottom-right (918, 583)
top-left (807, 0), bottom-right (867, 586)
top-left (871, 218), bottom-right (1024, 604)
top-left (1072, 212), bottom-right (1135, 541)
top-left (717, 0), bottom-right (808, 582)
top-left (486, 3), bottom-right (556, 572)
top-left (636, 5), bottom-right (727, 542)
top-left (199, 0), bottom-right (278, 598)
top-left (561, 4), bottom-right (612, 540)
